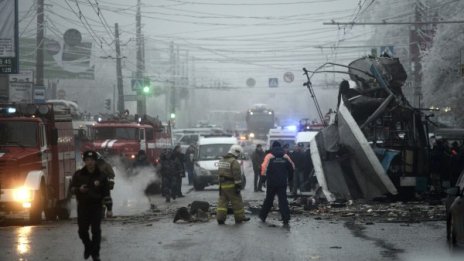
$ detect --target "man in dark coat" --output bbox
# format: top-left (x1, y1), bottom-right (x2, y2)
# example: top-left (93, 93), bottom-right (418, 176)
top-left (289, 143), bottom-right (306, 196)
top-left (70, 150), bottom-right (110, 261)
top-left (185, 144), bottom-right (196, 185)
top-left (251, 144), bottom-right (265, 192)
top-left (259, 141), bottom-right (294, 226)
top-left (173, 144), bottom-right (186, 197)
top-left (160, 148), bottom-right (183, 202)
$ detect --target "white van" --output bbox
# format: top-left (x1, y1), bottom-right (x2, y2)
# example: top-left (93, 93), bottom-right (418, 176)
top-left (193, 135), bottom-right (246, 190)
top-left (266, 128), bottom-right (297, 150)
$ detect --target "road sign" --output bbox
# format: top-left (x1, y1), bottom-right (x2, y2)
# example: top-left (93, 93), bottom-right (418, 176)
top-left (380, 46), bottom-right (394, 57)
top-left (269, 78), bottom-right (278, 88)
top-left (246, 78), bottom-right (256, 87)
top-left (33, 86), bottom-right (46, 103)
top-left (283, 72), bottom-right (294, 83)
top-left (131, 79), bottom-right (143, 91)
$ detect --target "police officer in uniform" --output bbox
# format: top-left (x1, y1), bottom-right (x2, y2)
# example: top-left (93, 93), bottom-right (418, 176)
top-left (259, 141), bottom-right (294, 227)
top-left (216, 144), bottom-right (250, 225)
top-left (70, 150), bottom-right (110, 261)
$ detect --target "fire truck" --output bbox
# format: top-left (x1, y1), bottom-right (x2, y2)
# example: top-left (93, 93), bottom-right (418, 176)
top-left (0, 103), bottom-right (76, 223)
top-left (83, 114), bottom-right (173, 169)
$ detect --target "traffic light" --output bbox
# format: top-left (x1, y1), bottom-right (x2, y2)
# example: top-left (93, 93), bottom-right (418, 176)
top-left (142, 78), bottom-right (153, 96)
top-left (105, 98), bottom-right (111, 111)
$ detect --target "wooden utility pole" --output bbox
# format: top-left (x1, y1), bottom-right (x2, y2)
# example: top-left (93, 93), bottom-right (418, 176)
top-left (136, 0), bottom-right (146, 115)
top-left (36, 0), bottom-right (44, 86)
top-left (169, 41), bottom-right (175, 119)
top-left (115, 23), bottom-right (124, 113)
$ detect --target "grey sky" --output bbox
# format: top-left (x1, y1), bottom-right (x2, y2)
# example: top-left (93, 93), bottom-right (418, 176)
top-left (19, 0), bottom-right (370, 88)
top-left (17, 0), bottom-right (377, 124)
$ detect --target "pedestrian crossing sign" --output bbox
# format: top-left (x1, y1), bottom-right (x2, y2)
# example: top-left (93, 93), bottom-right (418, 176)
top-left (380, 46), bottom-right (394, 57)
top-left (269, 78), bottom-right (278, 88)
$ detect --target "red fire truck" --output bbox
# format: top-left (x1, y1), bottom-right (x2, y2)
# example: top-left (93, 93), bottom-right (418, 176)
top-left (0, 103), bottom-right (76, 223)
top-left (83, 114), bottom-right (172, 168)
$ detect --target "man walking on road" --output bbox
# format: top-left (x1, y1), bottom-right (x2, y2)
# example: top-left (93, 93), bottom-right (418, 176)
top-left (70, 150), bottom-right (110, 261)
top-left (216, 144), bottom-right (250, 225)
top-left (251, 144), bottom-right (265, 192)
top-left (259, 141), bottom-right (294, 227)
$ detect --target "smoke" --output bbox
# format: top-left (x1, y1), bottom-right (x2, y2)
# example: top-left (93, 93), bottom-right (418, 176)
top-left (69, 156), bottom-right (160, 218)
top-left (111, 161), bottom-right (160, 216)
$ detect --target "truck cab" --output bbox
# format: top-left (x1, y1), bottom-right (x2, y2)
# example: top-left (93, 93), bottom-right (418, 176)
top-left (0, 103), bottom-right (76, 223)
top-left (84, 115), bottom-right (172, 170)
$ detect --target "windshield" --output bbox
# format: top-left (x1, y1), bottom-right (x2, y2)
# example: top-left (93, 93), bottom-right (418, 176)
top-left (246, 112), bottom-right (275, 133)
top-left (0, 121), bottom-right (38, 147)
top-left (198, 144), bottom-right (232, 160)
top-left (94, 127), bottom-right (138, 140)
top-left (269, 139), bottom-right (296, 149)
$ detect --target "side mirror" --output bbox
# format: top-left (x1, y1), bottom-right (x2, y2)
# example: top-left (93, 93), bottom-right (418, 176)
top-left (446, 187), bottom-right (460, 197)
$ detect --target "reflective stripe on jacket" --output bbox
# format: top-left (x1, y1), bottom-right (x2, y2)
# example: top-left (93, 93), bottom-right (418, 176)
top-left (218, 153), bottom-right (242, 187)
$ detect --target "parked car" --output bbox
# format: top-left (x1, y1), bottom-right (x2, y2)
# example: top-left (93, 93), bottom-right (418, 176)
top-left (445, 168), bottom-right (464, 250)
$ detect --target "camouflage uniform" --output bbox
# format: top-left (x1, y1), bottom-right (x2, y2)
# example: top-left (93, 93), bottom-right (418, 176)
top-left (96, 158), bottom-right (115, 215)
top-left (216, 153), bottom-right (247, 223)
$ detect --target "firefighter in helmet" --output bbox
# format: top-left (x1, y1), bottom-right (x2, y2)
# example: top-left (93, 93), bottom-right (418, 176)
top-left (216, 144), bottom-right (250, 224)
top-left (96, 152), bottom-right (115, 218)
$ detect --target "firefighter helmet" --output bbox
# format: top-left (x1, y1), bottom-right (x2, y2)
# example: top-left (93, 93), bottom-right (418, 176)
top-left (228, 144), bottom-right (243, 157)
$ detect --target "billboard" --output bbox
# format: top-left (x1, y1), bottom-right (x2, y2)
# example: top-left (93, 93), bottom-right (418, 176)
top-left (9, 70), bottom-right (33, 102)
top-left (0, 0), bottom-right (19, 74)
top-left (19, 37), bottom-right (94, 79)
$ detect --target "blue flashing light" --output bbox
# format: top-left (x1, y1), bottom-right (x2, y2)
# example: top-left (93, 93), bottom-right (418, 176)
top-left (285, 125), bottom-right (297, 132)
top-left (7, 107), bottom-right (16, 113)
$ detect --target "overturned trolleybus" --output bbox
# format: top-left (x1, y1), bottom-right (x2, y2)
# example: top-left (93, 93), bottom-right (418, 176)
top-left (305, 54), bottom-right (434, 201)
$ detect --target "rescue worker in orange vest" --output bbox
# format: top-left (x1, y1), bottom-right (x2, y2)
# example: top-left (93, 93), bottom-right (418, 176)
top-left (216, 144), bottom-right (250, 225)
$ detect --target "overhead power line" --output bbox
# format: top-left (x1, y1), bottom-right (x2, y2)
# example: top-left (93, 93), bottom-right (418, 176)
top-left (324, 20), bottom-right (464, 25)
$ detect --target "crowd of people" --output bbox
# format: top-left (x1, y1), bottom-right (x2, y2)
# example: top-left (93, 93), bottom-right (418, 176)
top-left (69, 140), bottom-right (316, 260)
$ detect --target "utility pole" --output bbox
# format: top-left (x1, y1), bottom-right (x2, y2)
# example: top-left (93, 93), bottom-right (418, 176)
top-left (410, 1), bottom-right (423, 108)
top-left (36, 0), bottom-right (44, 87)
top-left (115, 23), bottom-right (124, 113)
top-left (409, 1), bottom-right (437, 108)
top-left (169, 41), bottom-right (176, 120)
top-left (136, 0), bottom-right (146, 115)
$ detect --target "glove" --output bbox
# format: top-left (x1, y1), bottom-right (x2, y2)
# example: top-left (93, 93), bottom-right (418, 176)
top-left (235, 184), bottom-right (241, 195)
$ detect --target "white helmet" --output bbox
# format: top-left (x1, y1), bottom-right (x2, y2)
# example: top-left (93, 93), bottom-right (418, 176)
top-left (228, 144), bottom-right (243, 157)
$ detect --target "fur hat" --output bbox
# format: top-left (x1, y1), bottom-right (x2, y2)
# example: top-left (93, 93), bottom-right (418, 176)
top-left (82, 150), bottom-right (98, 161)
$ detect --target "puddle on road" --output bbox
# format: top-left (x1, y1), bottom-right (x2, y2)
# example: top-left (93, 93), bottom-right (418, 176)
top-left (344, 221), bottom-right (404, 259)
top-left (16, 226), bottom-right (32, 255)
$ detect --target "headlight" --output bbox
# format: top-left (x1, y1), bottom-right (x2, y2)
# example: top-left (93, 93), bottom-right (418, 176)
top-left (249, 133), bottom-right (255, 138)
top-left (13, 187), bottom-right (33, 202)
